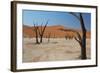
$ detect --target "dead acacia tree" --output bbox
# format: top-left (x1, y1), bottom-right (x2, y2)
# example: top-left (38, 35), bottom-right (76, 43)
top-left (38, 20), bottom-right (48, 43)
top-left (33, 20), bottom-right (48, 44)
top-left (69, 12), bottom-right (87, 59)
top-left (33, 22), bottom-right (40, 44)
top-left (47, 33), bottom-right (51, 43)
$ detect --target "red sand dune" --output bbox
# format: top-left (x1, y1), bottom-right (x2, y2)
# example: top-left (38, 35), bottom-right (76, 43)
top-left (23, 25), bottom-right (90, 38)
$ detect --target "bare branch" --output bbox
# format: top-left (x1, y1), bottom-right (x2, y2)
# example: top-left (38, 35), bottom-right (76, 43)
top-left (74, 37), bottom-right (82, 46)
top-left (38, 28), bottom-right (41, 36)
top-left (69, 12), bottom-right (80, 21)
top-left (74, 37), bottom-right (80, 42)
top-left (41, 20), bottom-right (48, 34)
top-left (75, 31), bottom-right (82, 41)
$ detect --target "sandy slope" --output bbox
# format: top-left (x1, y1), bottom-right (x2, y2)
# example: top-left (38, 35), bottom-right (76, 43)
top-left (23, 25), bottom-right (91, 38)
top-left (23, 38), bottom-right (91, 62)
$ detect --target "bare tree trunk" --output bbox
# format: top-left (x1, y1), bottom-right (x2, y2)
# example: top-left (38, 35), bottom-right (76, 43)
top-left (33, 23), bottom-right (39, 44)
top-left (80, 13), bottom-right (87, 59)
top-left (40, 36), bottom-right (43, 43)
top-left (35, 27), bottom-right (39, 44)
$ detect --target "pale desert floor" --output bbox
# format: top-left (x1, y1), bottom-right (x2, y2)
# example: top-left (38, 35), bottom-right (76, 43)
top-left (23, 38), bottom-right (91, 62)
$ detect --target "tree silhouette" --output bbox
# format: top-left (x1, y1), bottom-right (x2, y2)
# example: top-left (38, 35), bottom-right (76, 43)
top-left (33, 20), bottom-right (48, 44)
top-left (38, 20), bottom-right (48, 43)
top-left (69, 12), bottom-right (87, 59)
top-left (47, 33), bottom-right (51, 43)
top-left (33, 22), bottom-right (39, 44)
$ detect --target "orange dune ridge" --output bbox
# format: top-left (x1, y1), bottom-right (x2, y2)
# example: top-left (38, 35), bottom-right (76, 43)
top-left (23, 25), bottom-right (91, 38)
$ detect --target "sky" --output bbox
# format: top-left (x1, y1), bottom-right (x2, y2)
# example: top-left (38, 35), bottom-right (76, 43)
top-left (23, 10), bottom-right (91, 31)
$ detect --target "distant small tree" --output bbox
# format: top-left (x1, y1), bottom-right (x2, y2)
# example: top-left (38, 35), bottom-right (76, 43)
top-left (53, 34), bottom-right (56, 38)
top-left (47, 33), bottom-right (51, 43)
top-left (65, 35), bottom-right (68, 40)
